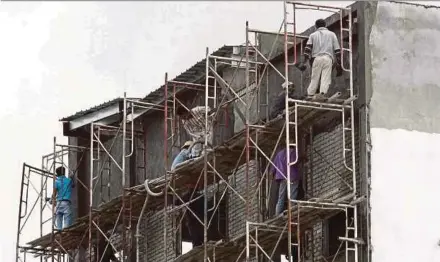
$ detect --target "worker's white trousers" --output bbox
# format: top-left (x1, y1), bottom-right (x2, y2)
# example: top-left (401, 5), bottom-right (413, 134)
top-left (307, 55), bottom-right (333, 96)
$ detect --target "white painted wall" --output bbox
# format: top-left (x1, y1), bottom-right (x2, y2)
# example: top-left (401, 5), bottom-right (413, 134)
top-left (371, 128), bottom-right (440, 262)
top-left (369, 2), bottom-right (440, 261)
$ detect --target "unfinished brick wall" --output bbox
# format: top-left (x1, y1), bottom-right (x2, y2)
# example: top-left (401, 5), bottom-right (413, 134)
top-left (303, 121), bottom-right (360, 261)
top-left (228, 160), bottom-right (260, 240)
top-left (306, 123), bottom-right (358, 201)
top-left (133, 110), bottom-right (360, 262)
top-left (138, 210), bottom-right (177, 262)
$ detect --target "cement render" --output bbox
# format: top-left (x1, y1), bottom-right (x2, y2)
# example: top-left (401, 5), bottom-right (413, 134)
top-left (368, 1), bottom-right (440, 133)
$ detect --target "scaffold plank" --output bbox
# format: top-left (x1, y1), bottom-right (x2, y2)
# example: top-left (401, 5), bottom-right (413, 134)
top-left (174, 201), bottom-right (345, 262)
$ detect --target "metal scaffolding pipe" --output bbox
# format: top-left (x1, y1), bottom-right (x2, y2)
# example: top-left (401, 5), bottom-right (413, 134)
top-left (248, 28), bottom-right (308, 39)
top-left (136, 194), bottom-right (150, 262)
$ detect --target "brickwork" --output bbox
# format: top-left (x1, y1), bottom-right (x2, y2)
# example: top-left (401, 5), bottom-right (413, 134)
top-left (228, 160), bottom-right (260, 240)
top-left (139, 209), bottom-right (177, 262)
top-left (133, 120), bottom-right (360, 261)
top-left (302, 121), bottom-right (360, 261)
top-left (306, 123), bottom-right (358, 201)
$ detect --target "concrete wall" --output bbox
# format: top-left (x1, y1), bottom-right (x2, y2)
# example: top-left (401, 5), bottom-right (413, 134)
top-left (93, 134), bottom-right (130, 206)
top-left (366, 1), bottom-right (440, 262)
top-left (68, 137), bottom-right (79, 223)
top-left (223, 51), bottom-right (261, 132)
top-left (143, 113), bottom-right (169, 180)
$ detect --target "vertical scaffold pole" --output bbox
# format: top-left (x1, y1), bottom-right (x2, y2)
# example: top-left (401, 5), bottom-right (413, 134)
top-left (283, 1), bottom-right (293, 261)
top-left (89, 125), bottom-right (94, 262)
top-left (163, 73), bottom-right (169, 262)
top-left (121, 92), bottom-right (127, 262)
top-left (204, 47), bottom-right (209, 262)
top-left (245, 21), bottom-right (251, 262)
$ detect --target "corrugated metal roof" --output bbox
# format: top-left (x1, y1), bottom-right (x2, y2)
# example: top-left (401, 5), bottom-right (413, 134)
top-left (60, 97), bottom-right (139, 122)
top-left (140, 45), bottom-right (235, 107)
top-left (60, 97), bottom-right (123, 121)
top-left (60, 45), bottom-right (235, 122)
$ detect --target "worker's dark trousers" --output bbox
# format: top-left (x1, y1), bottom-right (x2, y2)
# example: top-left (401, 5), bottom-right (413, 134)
top-left (182, 191), bottom-right (205, 247)
top-left (269, 179), bottom-right (304, 261)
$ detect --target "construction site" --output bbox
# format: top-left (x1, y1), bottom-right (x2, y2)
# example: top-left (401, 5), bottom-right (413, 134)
top-left (15, 1), bottom-right (440, 262)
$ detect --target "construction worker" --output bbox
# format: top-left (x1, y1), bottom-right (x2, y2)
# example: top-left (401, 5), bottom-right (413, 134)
top-left (51, 166), bottom-right (74, 230)
top-left (270, 145), bottom-right (304, 262)
top-left (297, 19), bottom-right (342, 99)
top-left (270, 145), bottom-right (302, 216)
top-left (269, 82), bottom-right (296, 120)
top-left (171, 141), bottom-right (194, 171)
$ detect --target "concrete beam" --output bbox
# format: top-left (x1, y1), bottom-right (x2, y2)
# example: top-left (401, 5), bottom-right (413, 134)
top-left (68, 102), bottom-right (122, 131)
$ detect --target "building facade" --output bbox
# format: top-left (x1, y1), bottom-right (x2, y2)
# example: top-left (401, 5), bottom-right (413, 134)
top-left (15, 1), bottom-right (440, 262)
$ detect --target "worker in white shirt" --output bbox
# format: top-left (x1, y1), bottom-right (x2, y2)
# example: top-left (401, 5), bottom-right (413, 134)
top-left (297, 19), bottom-right (342, 99)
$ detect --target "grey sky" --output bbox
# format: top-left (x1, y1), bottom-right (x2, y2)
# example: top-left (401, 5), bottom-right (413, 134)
top-left (4, 1), bottom-right (437, 261)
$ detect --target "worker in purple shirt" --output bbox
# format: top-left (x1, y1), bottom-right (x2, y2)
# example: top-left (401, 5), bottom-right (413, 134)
top-left (270, 146), bottom-right (302, 216)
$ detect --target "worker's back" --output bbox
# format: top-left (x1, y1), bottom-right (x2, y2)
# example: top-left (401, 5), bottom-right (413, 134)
top-left (309, 27), bottom-right (339, 61)
top-left (55, 176), bottom-right (72, 201)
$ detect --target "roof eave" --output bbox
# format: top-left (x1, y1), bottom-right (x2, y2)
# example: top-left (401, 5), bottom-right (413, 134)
top-left (63, 101), bottom-right (123, 134)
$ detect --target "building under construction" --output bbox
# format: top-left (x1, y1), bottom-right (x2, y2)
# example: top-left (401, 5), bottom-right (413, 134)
top-left (16, 1), bottom-right (440, 262)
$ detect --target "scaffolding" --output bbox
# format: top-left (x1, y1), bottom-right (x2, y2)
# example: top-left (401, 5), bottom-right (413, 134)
top-left (149, 1), bottom-right (361, 262)
top-left (16, 1), bottom-right (362, 262)
top-left (15, 97), bottom-right (165, 262)
top-left (16, 142), bottom-right (87, 262)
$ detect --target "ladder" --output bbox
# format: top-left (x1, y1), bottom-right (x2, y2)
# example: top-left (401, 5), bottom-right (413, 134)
top-left (19, 167), bottom-right (30, 220)
top-left (282, 1), bottom-right (358, 262)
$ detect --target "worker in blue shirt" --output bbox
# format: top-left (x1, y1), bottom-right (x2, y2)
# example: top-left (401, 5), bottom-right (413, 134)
top-left (51, 166), bottom-right (74, 230)
top-left (171, 141), bottom-right (194, 171)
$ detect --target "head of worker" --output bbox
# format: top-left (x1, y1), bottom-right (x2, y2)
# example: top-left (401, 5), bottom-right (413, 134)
top-left (281, 81), bottom-right (295, 95)
top-left (181, 141), bottom-right (193, 151)
top-left (315, 19), bottom-right (326, 30)
top-left (55, 166), bottom-right (65, 177)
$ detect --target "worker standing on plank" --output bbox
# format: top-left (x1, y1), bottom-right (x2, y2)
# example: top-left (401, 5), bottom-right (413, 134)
top-left (297, 19), bottom-right (342, 99)
top-left (51, 166), bottom-right (74, 230)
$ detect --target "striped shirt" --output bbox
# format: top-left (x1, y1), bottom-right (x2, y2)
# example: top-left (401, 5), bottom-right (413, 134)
top-left (304, 27), bottom-right (341, 62)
